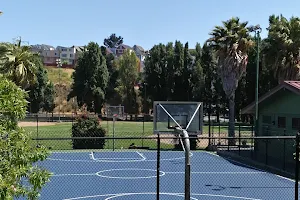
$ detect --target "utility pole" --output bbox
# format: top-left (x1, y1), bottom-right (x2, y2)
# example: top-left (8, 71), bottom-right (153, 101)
top-left (255, 27), bottom-right (262, 136)
top-left (142, 82), bottom-right (147, 147)
top-left (56, 58), bottom-right (62, 122)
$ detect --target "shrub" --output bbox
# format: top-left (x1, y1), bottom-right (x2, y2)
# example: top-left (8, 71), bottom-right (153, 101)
top-left (0, 79), bottom-right (51, 199)
top-left (72, 115), bottom-right (106, 149)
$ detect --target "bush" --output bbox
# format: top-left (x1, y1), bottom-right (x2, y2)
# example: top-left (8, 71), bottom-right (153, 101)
top-left (72, 115), bottom-right (106, 149)
top-left (0, 79), bottom-right (51, 199)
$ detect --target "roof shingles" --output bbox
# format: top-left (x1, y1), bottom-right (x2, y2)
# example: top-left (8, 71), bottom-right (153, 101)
top-left (284, 81), bottom-right (300, 90)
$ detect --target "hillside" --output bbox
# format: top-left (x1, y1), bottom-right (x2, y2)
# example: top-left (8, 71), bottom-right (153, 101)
top-left (45, 66), bottom-right (74, 85)
top-left (45, 66), bottom-right (75, 114)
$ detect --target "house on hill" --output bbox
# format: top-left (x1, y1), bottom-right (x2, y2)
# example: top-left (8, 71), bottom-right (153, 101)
top-left (241, 81), bottom-right (300, 172)
top-left (115, 44), bottom-right (133, 57)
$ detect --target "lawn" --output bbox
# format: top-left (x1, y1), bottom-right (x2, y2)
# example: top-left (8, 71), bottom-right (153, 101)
top-left (23, 121), bottom-right (253, 150)
top-left (24, 121), bottom-right (171, 150)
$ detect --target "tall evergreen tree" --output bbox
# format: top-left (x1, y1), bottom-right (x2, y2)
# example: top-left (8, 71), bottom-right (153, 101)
top-left (201, 44), bottom-right (216, 115)
top-left (190, 43), bottom-right (204, 101)
top-left (103, 33), bottom-right (123, 48)
top-left (143, 44), bottom-right (169, 102)
top-left (172, 41), bottom-right (185, 100)
top-left (68, 42), bottom-right (109, 113)
top-left (165, 42), bottom-right (175, 100)
top-left (27, 55), bottom-right (48, 113)
top-left (183, 42), bottom-right (193, 100)
top-left (101, 46), bottom-right (120, 105)
top-left (43, 82), bottom-right (55, 113)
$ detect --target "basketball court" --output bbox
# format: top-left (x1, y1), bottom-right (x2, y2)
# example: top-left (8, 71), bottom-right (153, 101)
top-left (22, 101), bottom-right (298, 199)
top-left (33, 150), bottom-right (296, 200)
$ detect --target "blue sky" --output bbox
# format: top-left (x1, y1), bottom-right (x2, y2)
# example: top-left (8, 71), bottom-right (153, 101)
top-left (1, 0), bottom-right (300, 50)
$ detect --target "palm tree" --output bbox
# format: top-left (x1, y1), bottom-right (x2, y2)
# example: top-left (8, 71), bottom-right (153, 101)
top-left (0, 39), bottom-right (38, 89)
top-left (263, 14), bottom-right (300, 83)
top-left (208, 17), bottom-right (255, 143)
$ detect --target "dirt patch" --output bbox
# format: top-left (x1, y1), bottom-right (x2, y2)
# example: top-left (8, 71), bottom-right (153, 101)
top-left (147, 133), bottom-right (232, 148)
top-left (18, 121), bottom-right (58, 127)
top-left (147, 134), bottom-right (178, 145)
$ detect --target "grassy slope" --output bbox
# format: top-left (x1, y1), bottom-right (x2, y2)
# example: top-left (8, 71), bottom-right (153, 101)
top-left (45, 66), bottom-right (75, 113)
top-left (46, 66), bottom-right (74, 85)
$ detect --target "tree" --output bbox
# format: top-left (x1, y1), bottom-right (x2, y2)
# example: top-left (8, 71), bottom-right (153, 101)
top-left (115, 50), bottom-right (140, 118)
top-left (68, 42), bottom-right (109, 114)
top-left (189, 43), bottom-right (204, 101)
top-left (172, 41), bottom-right (185, 100)
top-left (263, 14), bottom-right (300, 83)
top-left (143, 44), bottom-right (169, 102)
top-left (183, 42), bottom-right (193, 100)
top-left (101, 46), bottom-right (121, 105)
top-left (208, 17), bottom-right (255, 142)
top-left (43, 82), bottom-right (55, 113)
top-left (27, 55), bottom-right (48, 113)
top-left (103, 33), bottom-right (123, 48)
top-left (0, 78), bottom-right (51, 199)
top-left (0, 40), bottom-right (38, 89)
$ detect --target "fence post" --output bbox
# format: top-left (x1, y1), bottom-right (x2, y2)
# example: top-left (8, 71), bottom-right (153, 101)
top-left (156, 133), bottom-right (161, 200)
top-left (218, 121), bottom-right (221, 145)
top-left (295, 132), bottom-right (300, 200)
top-left (264, 127), bottom-right (269, 166)
top-left (251, 124), bottom-right (254, 159)
top-left (142, 114), bottom-right (145, 147)
top-left (283, 131), bottom-right (286, 171)
top-left (36, 114), bottom-right (39, 146)
top-left (238, 124), bottom-right (241, 156)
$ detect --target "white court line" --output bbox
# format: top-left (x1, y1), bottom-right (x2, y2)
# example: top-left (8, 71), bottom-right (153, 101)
top-left (63, 192), bottom-right (262, 200)
top-left (166, 171), bottom-right (266, 174)
top-left (136, 151), bottom-right (146, 160)
top-left (204, 152), bottom-right (296, 183)
top-left (52, 173), bottom-right (95, 177)
top-left (95, 168), bottom-right (165, 179)
top-left (48, 152), bottom-right (192, 162)
top-left (104, 193), bottom-right (197, 200)
top-left (89, 151), bottom-right (145, 162)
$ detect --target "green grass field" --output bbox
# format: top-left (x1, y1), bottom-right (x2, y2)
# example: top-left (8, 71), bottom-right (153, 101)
top-left (24, 121), bottom-right (253, 150)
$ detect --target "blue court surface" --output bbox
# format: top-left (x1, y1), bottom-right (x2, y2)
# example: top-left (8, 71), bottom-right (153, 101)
top-left (33, 151), bottom-right (297, 200)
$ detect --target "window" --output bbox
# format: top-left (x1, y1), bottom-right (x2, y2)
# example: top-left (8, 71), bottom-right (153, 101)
top-left (117, 49), bottom-right (123, 54)
top-left (61, 54), bottom-right (67, 58)
top-left (70, 54), bottom-right (73, 57)
top-left (262, 116), bottom-right (272, 124)
top-left (292, 118), bottom-right (300, 130)
top-left (278, 117), bottom-right (286, 128)
top-left (55, 53), bottom-right (57, 55)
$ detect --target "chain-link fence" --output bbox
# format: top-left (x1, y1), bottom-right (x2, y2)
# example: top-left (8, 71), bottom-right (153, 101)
top-left (28, 133), bottom-right (300, 200)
